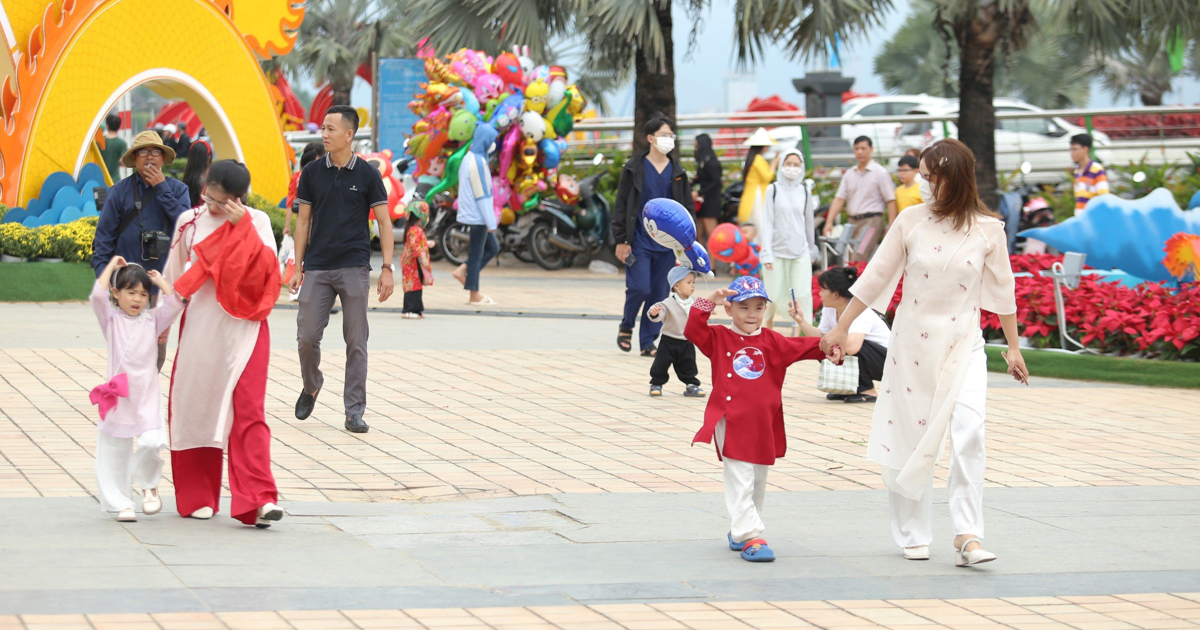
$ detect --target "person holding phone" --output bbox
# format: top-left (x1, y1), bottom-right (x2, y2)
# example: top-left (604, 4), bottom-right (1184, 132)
top-left (820, 139), bottom-right (1028, 567)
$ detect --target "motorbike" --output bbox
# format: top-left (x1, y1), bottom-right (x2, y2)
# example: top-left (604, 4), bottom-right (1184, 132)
top-left (439, 209), bottom-right (538, 266)
top-left (526, 172), bottom-right (613, 271)
top-left (1002, 182), bottom-right (1058, 254)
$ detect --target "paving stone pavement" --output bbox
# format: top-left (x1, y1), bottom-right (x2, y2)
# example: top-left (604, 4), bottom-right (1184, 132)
top-left (1, 268), bottom-right (1198, 628)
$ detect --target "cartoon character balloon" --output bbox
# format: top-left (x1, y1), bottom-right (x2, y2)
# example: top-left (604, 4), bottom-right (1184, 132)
top-left (642, 198), bottom-right (712, 274)
top-left (492, 52), bottom-right (525, 92)
top-left (490, 93), bottom-right (524, 131)
top-left (519, 111), bottom-right (545, 143)
top-left (524, 79), bottom-right (549, 114)
top-left (448, 109), bottom-right (478, 142)
top-left (555, 174), bottom-right (580, 205)
top-left (473, 74), bottom-right (504, 103)
top-left (362, 150), bottom-right (406, 222)
top-left (707, 223), bottom-right (751, 263)
top-left (512, 45), bottom-right (535, 78)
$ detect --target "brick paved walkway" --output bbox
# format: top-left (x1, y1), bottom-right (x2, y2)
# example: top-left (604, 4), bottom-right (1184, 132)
top-left (2, 342), bottom-right (1197, 503)
top-left (9, 594), bottom-right (1200, 629)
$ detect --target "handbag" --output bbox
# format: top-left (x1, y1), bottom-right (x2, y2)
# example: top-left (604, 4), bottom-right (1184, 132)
top-left (817, 356), bottom-right (860, 395)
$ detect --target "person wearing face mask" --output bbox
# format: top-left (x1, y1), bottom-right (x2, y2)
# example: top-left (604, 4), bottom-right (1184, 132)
top-left (820, 138), bottom-right (1029, 567)
top-left (612, 117), bottom-right (693, 357)
top-left (758, 149), bottom-right (817, 329)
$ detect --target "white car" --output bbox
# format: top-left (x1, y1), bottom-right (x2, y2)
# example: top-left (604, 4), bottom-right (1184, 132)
top-left (897, 98), bottom-right (1114, 181)
top-left (765, 94), bottom-right (950, 162)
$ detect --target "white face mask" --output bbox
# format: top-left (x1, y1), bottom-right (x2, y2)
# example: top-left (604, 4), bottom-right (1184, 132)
top-left (780, 166), bottom-right (803, 180)
top-left (655, 137), bottom-right (675, 154)
top-left (917, 173), bottom-right (934, 204)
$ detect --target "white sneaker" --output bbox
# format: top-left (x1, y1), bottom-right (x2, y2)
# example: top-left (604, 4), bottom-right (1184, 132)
top-left (255, 502), bottom-right (283, 528)
top-left (190, 507), bottom-right (214, 519)
top-left (116, 508), bottom-right (137, 522)
top-left (955, 538), bottom-right (997, 567)
top-left (903, 545), bottom-right (929, 560)
top-left (142, 488), bottom-right (162, 515)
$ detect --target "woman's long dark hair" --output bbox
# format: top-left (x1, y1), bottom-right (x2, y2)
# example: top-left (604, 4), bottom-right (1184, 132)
top-left (818, 266), bottom-right (860, 299)
top-left (181, 141), bottom-right (213, 208)
top-left (741, 145), bottom-right (764, 181)
top-left (694, 133), bottom-right (717, 169)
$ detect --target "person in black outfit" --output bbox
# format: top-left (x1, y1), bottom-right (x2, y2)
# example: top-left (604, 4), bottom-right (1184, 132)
top-left (691, 133), bottom-right (723, 245)
top-left (180, 141), bottom-right (213, 209)
top-left (612, 117), bottom-right (693, 357)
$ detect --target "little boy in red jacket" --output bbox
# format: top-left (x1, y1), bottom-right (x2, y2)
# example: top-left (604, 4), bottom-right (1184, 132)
top-left (685, 276), bottom-right (828, 562)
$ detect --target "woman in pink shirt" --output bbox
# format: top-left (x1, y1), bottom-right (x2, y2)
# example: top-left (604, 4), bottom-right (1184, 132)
top-left (89, 256), bottom-right (183, 522)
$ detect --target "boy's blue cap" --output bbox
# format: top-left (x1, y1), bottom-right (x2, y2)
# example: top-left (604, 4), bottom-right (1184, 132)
top-left (667, 265), bottom-right (694, 289)
top-left (728, 276), bottom-right (770, 302)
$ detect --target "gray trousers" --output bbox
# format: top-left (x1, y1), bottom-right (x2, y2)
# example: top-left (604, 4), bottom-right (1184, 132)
top-left (297, 267), bottom-right (371, 416)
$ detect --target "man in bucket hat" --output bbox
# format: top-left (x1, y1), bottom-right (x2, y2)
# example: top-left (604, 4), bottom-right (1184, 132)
top-left (92, 129), bottom-right (192, 369)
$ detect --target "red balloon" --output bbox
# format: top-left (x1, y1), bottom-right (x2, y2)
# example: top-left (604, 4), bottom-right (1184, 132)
top-left (707, 223), bottom-right (750, 263)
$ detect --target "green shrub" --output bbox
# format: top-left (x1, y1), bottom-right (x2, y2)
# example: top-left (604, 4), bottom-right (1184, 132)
top-left (0, 223), bottom-right (40, 258)
top-left (245, 192), bottom-right (286, 245)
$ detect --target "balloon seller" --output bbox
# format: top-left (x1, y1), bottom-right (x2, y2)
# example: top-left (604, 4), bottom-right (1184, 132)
top-left (684, 275), bottom-right (834, 562)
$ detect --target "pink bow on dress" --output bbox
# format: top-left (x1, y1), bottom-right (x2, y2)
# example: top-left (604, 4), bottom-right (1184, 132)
top-left (89, 373), bottom-right (129, 421)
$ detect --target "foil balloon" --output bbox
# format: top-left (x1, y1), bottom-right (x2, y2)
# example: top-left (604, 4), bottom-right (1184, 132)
top-left (519, 111), bottom-right (545, 143)
top-left (448, 109), bottom-right (478, 142)
top-left (524, 79), bottom-right (549, 114)
top-left (473, 73), bottom-right (504, 103)
top-left (493, 52), bottom-right (525, 92)
top-left (426, 143), bottom-right (470, 199)
top-left (497, 125), bottom-right (523, 187)
top-left (707, 223), bottom-right (751, 264)
top-left (541, 92), bottom-right (571, 140)
top-left (460, 89), bottom-right (480, 115)
top-left (512, 45), bottom-right (535, 78)
top-left (537, 137), bottom-right (561, 169)
top-left (529, 64), bottom-right (551, 83)
top-left (641, 198), bottom-right (712, 274)
top-left (551, 92), bottom-right (576, 137)
top-left (566, 85), bottom-right (587, 116)
top-left (492, 174), bottom-right (512, 216)
top-left (490, 93), bottom-right (524, 131)
top-left (555, 173), bottom-right (580, 205)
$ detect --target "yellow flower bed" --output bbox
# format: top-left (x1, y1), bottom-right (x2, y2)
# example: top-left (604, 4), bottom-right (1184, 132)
top-left (0, 218), bottom-right (97, 261)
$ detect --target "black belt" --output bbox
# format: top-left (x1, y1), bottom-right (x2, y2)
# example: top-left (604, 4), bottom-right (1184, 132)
top-left (851, 212), bottom-right (883, 219)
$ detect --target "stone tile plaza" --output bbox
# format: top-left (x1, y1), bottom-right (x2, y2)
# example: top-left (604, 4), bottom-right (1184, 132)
top-left (1, 263), bottom-right (1198, 629)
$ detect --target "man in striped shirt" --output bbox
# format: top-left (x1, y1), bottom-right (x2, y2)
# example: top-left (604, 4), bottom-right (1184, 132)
top-left (1070, 133), bottom-right (1109, 214)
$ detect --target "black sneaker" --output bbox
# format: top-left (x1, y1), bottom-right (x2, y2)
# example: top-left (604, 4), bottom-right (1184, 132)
top-left (345, 414), bottom-right (369, 433)
top-left (649, 385), bottom-right (663, 397)
top-left (295, 391), bottom-right (317, 420)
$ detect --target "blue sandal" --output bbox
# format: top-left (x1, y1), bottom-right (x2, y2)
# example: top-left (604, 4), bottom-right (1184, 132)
top-left (727, 532), bottom-right (745, 551)
top-left (739, 538), bottom-right (775, 562)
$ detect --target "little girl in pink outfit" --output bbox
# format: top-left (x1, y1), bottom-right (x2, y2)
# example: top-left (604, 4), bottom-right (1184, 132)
top-left (90, 256), bottom-right (183, 521)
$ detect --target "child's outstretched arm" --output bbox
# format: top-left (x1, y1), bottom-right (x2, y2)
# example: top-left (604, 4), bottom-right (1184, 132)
top-left (778, 333), bottom-right (829, 366)
top-left (647, 301), bottom-right (667, 323)
top-left (685, 288), bottom-right (736, 357)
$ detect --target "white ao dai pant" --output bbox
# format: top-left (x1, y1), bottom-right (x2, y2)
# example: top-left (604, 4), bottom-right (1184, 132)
top-left (95, 429), bottom-right (165, 512)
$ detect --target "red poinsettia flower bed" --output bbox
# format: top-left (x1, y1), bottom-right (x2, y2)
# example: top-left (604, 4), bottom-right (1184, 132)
top-left (1062, 113), bottom-right (1200, 140)
top-left (810, 254), bottom-right (1200, 361)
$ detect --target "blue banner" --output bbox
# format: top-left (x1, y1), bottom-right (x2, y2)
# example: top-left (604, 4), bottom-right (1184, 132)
top-left (377, 58), bottom-right (425, 171)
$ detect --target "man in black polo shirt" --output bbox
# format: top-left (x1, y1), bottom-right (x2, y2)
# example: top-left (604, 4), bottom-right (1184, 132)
top-left (289, 105), bottom-right (395, 434)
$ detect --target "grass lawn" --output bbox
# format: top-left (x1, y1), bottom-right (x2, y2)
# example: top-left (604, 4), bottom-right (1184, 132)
top-left (0, 262), bottom-right (95, 302)
top-left (985, 346), bottom-right (1200, 389)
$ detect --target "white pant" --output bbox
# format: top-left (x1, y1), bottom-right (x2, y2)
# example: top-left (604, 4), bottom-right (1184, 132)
top-left (715, 419), bottom-right (769, 543)
top-left (763, 254), bottom-right (813, 326)
top-left (885, 348), bottom-right (987, 548)
top-left (95, 430), bottom-right (165, 512)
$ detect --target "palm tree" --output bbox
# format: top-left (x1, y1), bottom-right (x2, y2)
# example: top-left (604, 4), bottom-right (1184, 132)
top-left (287, 0), bottom-right (414, 106)
top-left (1094, 36), bottom-right (1178, 106)
top-left (917, 0), bottom-right (1200, 209)
top-left (409, 0), bottom-right (891, 154)
top-left (874, 5), bottom-right (1092, 110)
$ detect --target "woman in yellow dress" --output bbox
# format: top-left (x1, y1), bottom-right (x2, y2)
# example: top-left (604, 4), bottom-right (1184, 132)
top-left (737, 128), bottom-right (776, 224)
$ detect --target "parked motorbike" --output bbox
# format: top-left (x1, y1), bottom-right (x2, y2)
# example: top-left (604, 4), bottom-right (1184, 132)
top-left (526, 173), bottom-right (613, 271)
top-left (440, 210), bottom-right (538, 266)
top-left (424, 192), bottom-right (456, 262)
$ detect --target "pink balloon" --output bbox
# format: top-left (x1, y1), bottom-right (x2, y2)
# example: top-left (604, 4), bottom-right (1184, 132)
top-left (492, 175), bottom-right (511, 220)
top-left (497, 125), bottom-right (522, 185)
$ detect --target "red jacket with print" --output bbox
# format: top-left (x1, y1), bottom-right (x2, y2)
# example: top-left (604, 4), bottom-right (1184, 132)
top-left (685, 298), bottom-right (825, 466)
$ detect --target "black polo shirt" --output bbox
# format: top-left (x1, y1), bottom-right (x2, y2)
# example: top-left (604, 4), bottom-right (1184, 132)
top-left (295, 152), bottom-right (388, 270)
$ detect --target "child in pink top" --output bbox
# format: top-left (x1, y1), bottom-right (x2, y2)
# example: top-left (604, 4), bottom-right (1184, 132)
top-left (90, 256), bottom-right (183, 522)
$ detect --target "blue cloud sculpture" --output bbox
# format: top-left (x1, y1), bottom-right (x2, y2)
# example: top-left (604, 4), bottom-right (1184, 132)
top-left (1019, 188), bottom-right (1200, 284)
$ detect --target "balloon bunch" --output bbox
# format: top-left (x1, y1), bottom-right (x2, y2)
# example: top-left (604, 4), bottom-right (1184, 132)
top-left (407, 41), bottom-right (589, 224)
top-left (642, 199), bottom-right (713, 275)
top-left (707, 223), bottom-right (761, 277)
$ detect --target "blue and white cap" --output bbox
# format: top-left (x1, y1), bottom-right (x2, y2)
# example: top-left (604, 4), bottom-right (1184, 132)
top-left (728, 276), bottom-right (770, 302)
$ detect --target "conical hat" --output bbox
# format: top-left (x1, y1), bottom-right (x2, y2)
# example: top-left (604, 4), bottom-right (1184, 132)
top-left (742, 127), bottom-right (776, 147)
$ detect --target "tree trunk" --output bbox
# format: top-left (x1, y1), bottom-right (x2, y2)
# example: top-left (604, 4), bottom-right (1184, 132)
top-left (1139, 87), bottom-right (1165, 106)
top-left (956, 5), bottom-right (1004, 211)
top-left (631, 0), bottom-right (676, 156)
